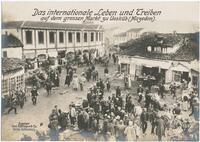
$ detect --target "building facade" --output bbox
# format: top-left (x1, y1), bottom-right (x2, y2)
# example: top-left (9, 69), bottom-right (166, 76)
top-left (2, 21), bottom-right (105, 60)
top-left (117, 32), bottom-right (199, 87)
top-left (2, 34), bottom-right (23, 59)
top-left (2, 58), bottom-right (25, 97)
top-left (114, 28), bottom-right (143, 45)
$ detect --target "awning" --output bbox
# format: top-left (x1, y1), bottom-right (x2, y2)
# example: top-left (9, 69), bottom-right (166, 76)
top-left (37, 54), bottom-right (46, 61)
top-left (135, 58), bottom-right (171, 70)
top-left (171, 64), bottom-right (189, 72)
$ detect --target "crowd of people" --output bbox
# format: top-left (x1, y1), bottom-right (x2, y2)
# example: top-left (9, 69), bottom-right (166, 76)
top-left (5, 88), bottom-right (26, 114)
top-left (4, 50), bottom-right (199, 141)
top-left (44, 73), bottom-right (199, 141)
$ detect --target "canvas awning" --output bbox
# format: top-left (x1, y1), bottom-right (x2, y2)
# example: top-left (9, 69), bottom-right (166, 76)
top-left (171, 64), bottom-right (189, 72)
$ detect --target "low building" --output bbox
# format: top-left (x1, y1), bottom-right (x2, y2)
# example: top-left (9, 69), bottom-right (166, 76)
top-left (117, 32), bottom-right (199, 86)
top-left (114, 28), bottom-right (144, 45)
top-left (2, 58), bottom-right (25, 97)
top-left (2, 34), bottom-right (23, 59)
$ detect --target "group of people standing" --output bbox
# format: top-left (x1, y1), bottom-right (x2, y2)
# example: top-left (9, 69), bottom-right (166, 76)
top-left (6, 88), bottom-right (26, 114)
top-left (45, 75), bottom-right (199, 141)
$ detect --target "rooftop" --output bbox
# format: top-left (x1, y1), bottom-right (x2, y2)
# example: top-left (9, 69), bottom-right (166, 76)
top-left (120, 32), bottom-right (199, 62)
top-left (2, 34), bottom-right (23, 48)
top-left (126, 28), bottom-right (143, 33)
top-left (2, 21), bottom-right (103, 31)
top-left (2, 58), bottom-right (24, 74)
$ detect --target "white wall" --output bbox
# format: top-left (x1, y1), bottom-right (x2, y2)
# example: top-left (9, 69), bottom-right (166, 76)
top-left (2, 68), bottom-right (25, 96)
top-left (2, 47), bottom-right (22, 59)
top-left (4, 27), bottom-right (104, 59)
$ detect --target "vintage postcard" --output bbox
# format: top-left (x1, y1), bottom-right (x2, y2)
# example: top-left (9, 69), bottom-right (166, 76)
top-left (1, 1), bottom-right (199, 141)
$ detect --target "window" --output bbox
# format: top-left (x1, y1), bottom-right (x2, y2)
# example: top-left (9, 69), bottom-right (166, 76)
top-left (91, 32), bottom-right (94, 42)
top-left (192, 76), bottom-right (198, 86)
top-left (96, 32), bottom-right (98, 41)
top-left (3, 51), bottom-right (7, 57)
top-left (25, 31), bottom-right (32, 44)
top-left (121, 63), bottom-right (130, 74)
top-left (16, 75), bottom-right (24, 90)
top-left (76, 32), bottom-right (80, 43)
top-left (38, 31), bottom-right (44, 44)
top-left (173, 71), bottom-right (181, 82)
top-left (49, 32), bottom-right (55, 44)
top-left (59, 32), bottom-right (64, 43)
top-left (10, 77), bottom-right (16, 90)
top-left (84, 33), bottom-right (87, 42)
top-left (68, 32), bottom-right (72, 43)
top-left (99, 32), bottom-right (101, 41)
top-left (2, 79), bottom-right (8, 94)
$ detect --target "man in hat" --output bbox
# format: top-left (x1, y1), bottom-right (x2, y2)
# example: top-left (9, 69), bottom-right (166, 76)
top-left (169, 82), bottom-right (177, 98)
top-left (45, 78), bottom-right (52, 96)
top-left (31, 86), bottom-right (39, 105)
top-left (104, 67), bottom-right (109, 77)
top-left (77, 108), bottom-right (84, 130)
top-left (156, 114), bottom-right (165, 141)
top-left (140, 108), bottom-right (148, 134)
top-left (149, 109), bottom-right (157, 134)
top-left (106, 80), bottom-right (111, 92)
top-left (65, 73), bottom-right (71, 87)
top-left (79, 74), bottom-right (86, 91)
top-left (116, 120), bottom-right (125, 141)
top-left (172, 103), bottom-right (181, 115)
top-left (69, 103), bottom-right (76, 127)
top-left (137, 85), bottom-right (144, 103)
top-left (36, 123), bottom-right (46, 141)
top-left (7, 98), bottom-right (17, 114)
top-left (82, 109), bottom-right (89, 130)
top-left (58, 109), bottom-right (67, 131)
top-left (158, 83), bottom-right (165, 98)
top-left (116, 86), bottom-right (121, 97)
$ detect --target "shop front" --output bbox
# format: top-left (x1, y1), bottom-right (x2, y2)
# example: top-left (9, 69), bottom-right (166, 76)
top-left (170, 63), bottom-right (190, 83)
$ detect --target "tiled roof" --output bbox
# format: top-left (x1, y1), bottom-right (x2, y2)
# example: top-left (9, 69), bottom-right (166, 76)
top-left (2, 34), bottom-right (23, 48)
top-left (2, 21), bottom-right (103, 30)
top-left (126, 28), bottom-right (143, 33)
top-left (2, 21), bottom-right (24, 29)
top-left (2, 58), bottom-right (24, 74)
top-left (120, 32), bottom-right (199, 62)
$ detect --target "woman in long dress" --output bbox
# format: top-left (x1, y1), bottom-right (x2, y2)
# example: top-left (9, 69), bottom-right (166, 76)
top-left (124, 121), bottom-right (137, 141)
top-left (72, 75), bottom-right (79, 91)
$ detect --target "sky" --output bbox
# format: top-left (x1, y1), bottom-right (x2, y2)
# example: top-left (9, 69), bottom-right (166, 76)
top-left (2, 1), bottom-right (199, 33)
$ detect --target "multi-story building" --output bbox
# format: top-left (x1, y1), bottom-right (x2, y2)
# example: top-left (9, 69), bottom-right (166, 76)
top-left (114, 28), bottom-right (143, 45)
top-left (2, 21), bottom-right (105, 61)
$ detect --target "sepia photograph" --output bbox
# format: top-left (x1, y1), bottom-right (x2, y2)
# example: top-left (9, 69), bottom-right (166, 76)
top-left (1, 1), bottom-right (199, 141)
